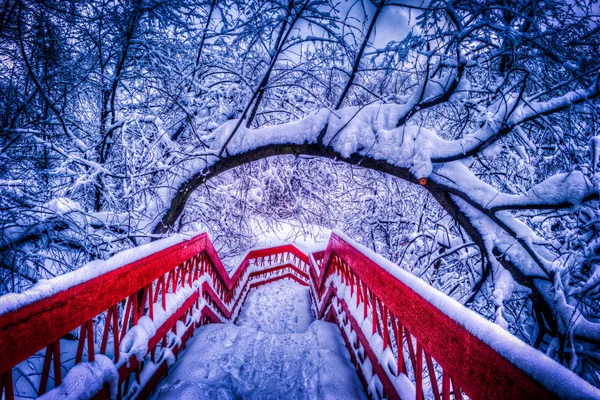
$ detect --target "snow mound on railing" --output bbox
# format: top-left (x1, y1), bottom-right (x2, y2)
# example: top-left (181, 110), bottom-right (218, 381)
top-left (0, 233), bottom-right (200, 316)
top-left (38, 354), bottom-right (118, 400)
top-left (332, 231), bottom-right (600, 400)
top-left (118, 287), bottom-right (197, 366)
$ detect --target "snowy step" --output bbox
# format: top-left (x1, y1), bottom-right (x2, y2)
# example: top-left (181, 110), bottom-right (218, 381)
top-left (151, 280), bottom-right (366, 399)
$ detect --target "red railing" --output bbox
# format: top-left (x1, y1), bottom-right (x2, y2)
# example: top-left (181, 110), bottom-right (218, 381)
top-left (306, 233), bottom-right (600, 400)
top-left (0, 234), bottom-right (310, 399)
top-left (1, 232), bottom-right (598, 400)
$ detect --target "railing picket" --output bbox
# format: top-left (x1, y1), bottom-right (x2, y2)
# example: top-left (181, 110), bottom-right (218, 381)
top-left (39, 341), bottom-right (61, 395)
top-left (451, 377), bottom-right (463, 400)
top-left (173, 266), bottom-right (179, 293)
top-left (101, 306), bottom-right (115, 356)
top-left (415, 342), bottom-right (423, 400)
top-left (356, 278), bottom-right (363, 306)
top-left (39, 344), bottom-right (53, 395)
top-left (362, 282), bottom-right (369, 320)
top-left (442, 371), bottom-right (450, 400)
top-left (1, 233), bottom-right (587, 400)
top-left (425, 351), bottom-right (441, 400)
top-left (75, 323), bottom-right (86, 364)
top-left (75, 320), bottom-right (94, 364)
top-left (391, 317), bottom-right (405, 375)
top-left (404, 327), bottom-right (418, 379)
top-left (382, 304), bottom-right (389, 350)
top-left (132, 293), bottom-right (139, 325)
top-left (181, 262), bottom-right (187, 288)
top-left (153, 276), bottom-right (161, 304)
top-left (120, 297), bottom-right (132, 341)
top-left (146, 284), bottom-right (154, 321)
top-left (88, 320), bottom-right (95, 362)
top-left (1, 369), bottom-right (14, 400)
top-left (371, 293), bottom-right (378, 336)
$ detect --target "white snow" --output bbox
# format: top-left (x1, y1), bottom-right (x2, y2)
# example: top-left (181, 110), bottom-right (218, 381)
top-left (235, 280), bottom-right (313, 333)
top-left (251, 220), bottom-right (330, 255)
top-left (331, 231), bottom-right (600, 400)
top-left (0, 233), bottom-right (199, 316)
top-left (43, 198), bottom-right (82, 216)
top-left (119, 316), bottom-right (158, 365)
top-left (38, 354), bottom-right (118, 400)
top-left (152, 280), bottom-right (366, 399)
top-left (118, 286), bottom-right (197, 367)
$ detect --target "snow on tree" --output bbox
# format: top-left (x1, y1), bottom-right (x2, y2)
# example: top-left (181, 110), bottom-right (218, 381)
top-left (1, 0), bottom-right (599, 387)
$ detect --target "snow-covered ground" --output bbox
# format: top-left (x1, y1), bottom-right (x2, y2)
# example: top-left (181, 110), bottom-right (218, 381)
top-left (151, 280), bottom-right (366, 399)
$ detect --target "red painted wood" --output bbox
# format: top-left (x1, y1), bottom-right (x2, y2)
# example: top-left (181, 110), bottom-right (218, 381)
top-left (442, 372), bottom-right (450, 400)
top-left (0, 231), bottom-right (571, 400)
top-left (201, 265), bottom-right (310, 321)
top-left (248, 264), bottom-right (309, 281)
top-left (0, 235), bottom-right (312, 399)
top-left (329, 291), bottom-right (401, 400)
top-left (117, 290), bottom-right (199, 384)
top-left (415, 342), bottom-right (423, 400)
top-left (391, 316), bottom-right (403, 375)
top-left (0, 234), bottom-right (208, 374)
top-left (317, 233), bottom-right (559, 400)
top-left (0, 369), bottom-right (14, 400)
top-left (249, 273), bottom-right (309, 289)
top-left (425, 351), bottom-right (441, 400)
top-left (39, 341), bottom-right (61, 395)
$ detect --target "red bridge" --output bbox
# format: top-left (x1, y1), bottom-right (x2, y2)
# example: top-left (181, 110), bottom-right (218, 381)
top-left (0, 232), bottom-right (598, 399)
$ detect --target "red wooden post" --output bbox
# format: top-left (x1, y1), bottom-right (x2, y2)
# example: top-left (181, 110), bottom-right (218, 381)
top-left (76, 320), bottom-right (95, 364)
top-left (39, 341), bottom-right (61, 395)
top-left (415, 342), bottom-right (423, 400)
top-left (425, 351), bottom-right (441, 400)
top-left (181, 262), bottom-right (188, 288)
top-left (442, 371), bottom-right (450, 400)
top-left (452, 378), bottom-right (463, 400)
top-left (147, 284), bottom-right (154, 321)
top-left (391, 316), bottom-right (404, 375)
top-left (88, 319), bottom-right (95, 362)
top-left (404, 327), bottom-right (418, 378)
top-left (371, 294), bottom-right (378, 336)
top-left (132, 293), bottom-right (139, 325)
top-left (382, 303), bottom-right (389, 350)
top-left (0, 369), bottom-right (14, 400)
top-left (76, 323), bottom-right (87, 364)
top-left (120, 297), bottom-right (132, 341)
top-left (101, 307), bottom-right (112, 354)
top-left (362, 283), bottom-right (369, 320)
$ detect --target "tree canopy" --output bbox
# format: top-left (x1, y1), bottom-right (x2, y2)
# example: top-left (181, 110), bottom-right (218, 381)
top-left (1, 0), bottom-right (599, 386)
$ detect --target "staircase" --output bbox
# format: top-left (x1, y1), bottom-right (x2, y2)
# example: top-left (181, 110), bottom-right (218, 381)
top-left (0, 232), bottom-right (599, 399)
top-left (153, 280), bottom-right (365, 399)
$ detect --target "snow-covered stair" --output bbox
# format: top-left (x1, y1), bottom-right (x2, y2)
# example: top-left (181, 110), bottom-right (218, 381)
top-left (151, 280), bottom-right (366, 399)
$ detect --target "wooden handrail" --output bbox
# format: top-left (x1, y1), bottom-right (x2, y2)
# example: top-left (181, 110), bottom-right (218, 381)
top-left (307, 232), bottom-right (600, 400)
top-left (1, 232), bottom-right (598, 400)
top-left (0, 234), bottom-right (208, 374)
top-left (0, 234), bottom-right (311, 399)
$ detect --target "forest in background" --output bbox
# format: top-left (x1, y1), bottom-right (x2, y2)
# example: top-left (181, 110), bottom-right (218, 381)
top-left (1, 0), bottom-right (599, 386)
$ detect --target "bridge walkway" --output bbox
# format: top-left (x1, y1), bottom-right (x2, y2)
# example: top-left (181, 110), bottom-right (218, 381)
top-left (152, 280), bottom-right (365, 399)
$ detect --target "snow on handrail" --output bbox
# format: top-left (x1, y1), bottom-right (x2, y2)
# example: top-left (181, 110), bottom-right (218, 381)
top-left (1, 231), bottom-right (598, 400)
top-left (307, 232), bottom-right (600, 400)
top-left (0, 233), bottom-right (311, 400)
